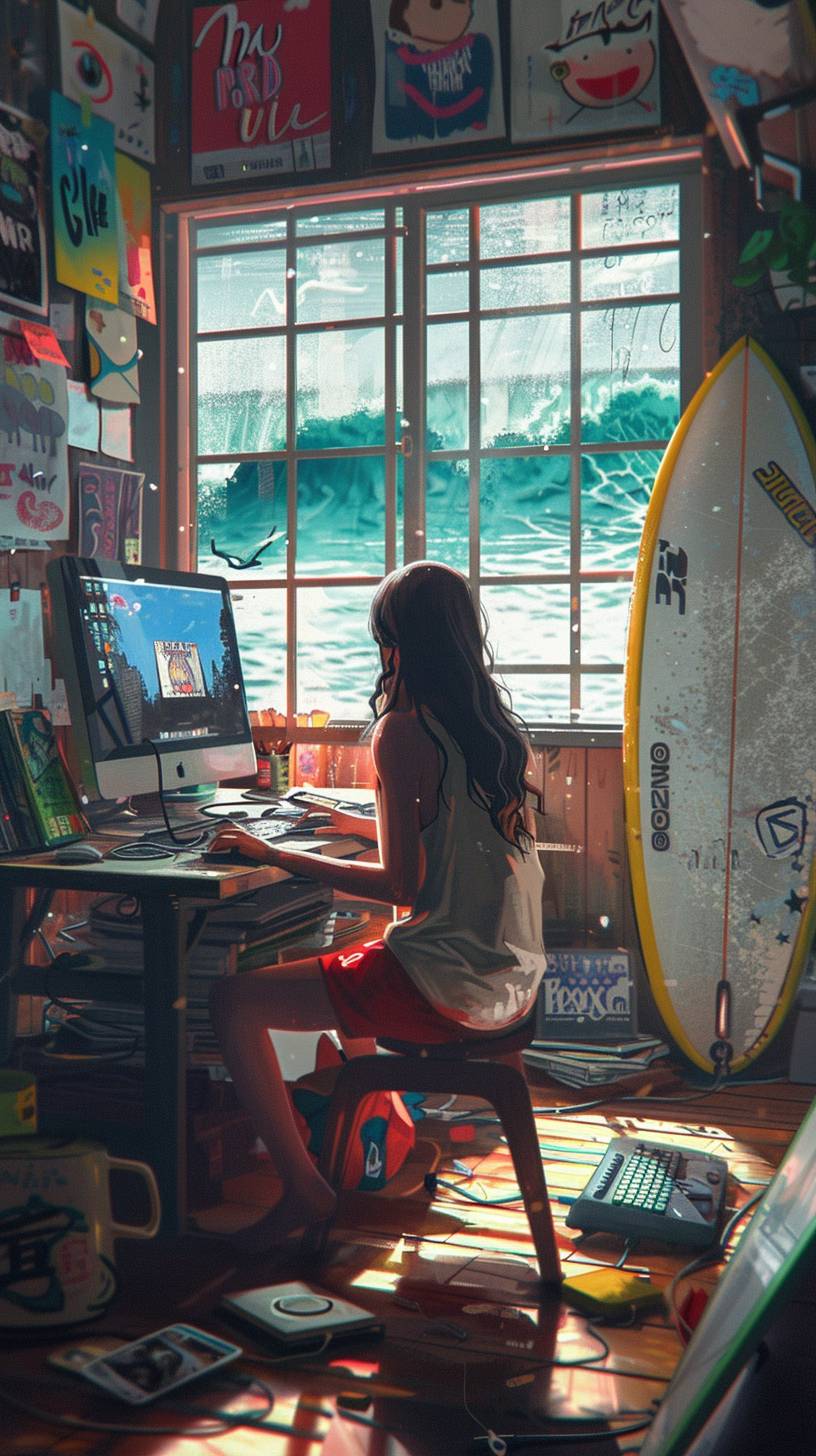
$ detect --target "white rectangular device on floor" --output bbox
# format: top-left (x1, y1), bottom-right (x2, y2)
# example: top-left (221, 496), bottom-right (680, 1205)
top-left (220, 1281), bottom-right (383, 1348)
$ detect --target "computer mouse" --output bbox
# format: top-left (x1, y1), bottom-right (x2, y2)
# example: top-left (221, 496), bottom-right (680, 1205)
top-left (53, 843), bottom-right (105, 863)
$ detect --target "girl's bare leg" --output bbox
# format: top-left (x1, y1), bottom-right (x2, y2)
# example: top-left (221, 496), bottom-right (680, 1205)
top-left (209, 954), bottom-right (371, 1244)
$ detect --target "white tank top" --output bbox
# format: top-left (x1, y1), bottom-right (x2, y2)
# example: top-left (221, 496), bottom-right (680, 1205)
top-left (384, 715), bottom-right (548, 1032)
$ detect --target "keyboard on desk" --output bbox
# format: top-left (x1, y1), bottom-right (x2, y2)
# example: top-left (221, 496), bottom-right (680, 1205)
top-left (565, 1136), bottom-right (728, 1248)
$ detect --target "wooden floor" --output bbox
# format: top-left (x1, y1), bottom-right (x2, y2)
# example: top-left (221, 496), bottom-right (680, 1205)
top-left (3, 1072), bottom-right (814, 1455)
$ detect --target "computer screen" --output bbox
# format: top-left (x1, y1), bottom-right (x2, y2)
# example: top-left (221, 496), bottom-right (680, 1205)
top-left (639, 1092), bottom-right (816, 1456)
top-left (47, 557), bottom-right (256, 799)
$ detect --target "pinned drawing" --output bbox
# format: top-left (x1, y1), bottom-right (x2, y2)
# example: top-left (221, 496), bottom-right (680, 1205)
top-left (78, 461), bottom-right (143, 562)
top-left (0, 330), bottom-right (69, 543)
top-left (512, 0), bottom-right (660, 143)
top-left (85, 299), bottom-right (140, 405)
top-left (115, 153), bottom-right (156, 325)
top-left (51, 92), bottom-right (118, 304)
top-left (116, 0), bottom-right (161, 44)
top-left (191, 0), bottom-right (331, 185)
top-left (58, 0), bottom-right (155, 163)
top-left (0, 104), bottom-right (48, 317)
top-left (372, 0), bottom-right (505, 152)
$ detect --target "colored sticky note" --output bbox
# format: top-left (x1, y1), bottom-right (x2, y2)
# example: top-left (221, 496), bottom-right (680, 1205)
top-left (20, 321), bottom-right (69, 368)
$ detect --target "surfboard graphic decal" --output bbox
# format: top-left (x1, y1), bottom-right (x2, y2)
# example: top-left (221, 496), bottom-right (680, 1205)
top-left (624, 337), bottom-right (816, 1074)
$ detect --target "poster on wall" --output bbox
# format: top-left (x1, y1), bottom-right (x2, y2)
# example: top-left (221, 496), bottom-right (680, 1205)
top-left (51, 93), bottom-right (118, 303)
top-left (0, 330), bottom-right (70, 543)
top-left (116, 153), bottom-right (156, 324)
top-left (191, 0), bottom-right (331, 186)
top-left (78, 460), bottom-right (143, 562)
top-left (371, 0), bottom-right (505, 153)
top-left (85, 298), bottom-right (140, 404)
top-left (512, 0), bottom-right (660, 143)
top-left (0, 105), bottom-right (48, 317)
top-left (116, 0), bottom-right (161, 45)
top-left (58, 0), bottom-right (156, 164)
top-left (662, 0), bottom-right (816, 170)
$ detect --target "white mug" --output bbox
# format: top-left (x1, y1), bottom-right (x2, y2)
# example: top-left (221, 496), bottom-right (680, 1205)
top-left (0, 1136), bottom-right (160, 1328)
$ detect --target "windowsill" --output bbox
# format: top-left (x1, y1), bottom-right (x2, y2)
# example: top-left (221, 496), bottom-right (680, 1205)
top-left (284, 721), bottom-right (624, 749)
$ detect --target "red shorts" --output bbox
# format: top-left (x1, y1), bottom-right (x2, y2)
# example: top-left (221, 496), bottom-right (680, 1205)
top-left (319, 938), bottom-right (480, 1044)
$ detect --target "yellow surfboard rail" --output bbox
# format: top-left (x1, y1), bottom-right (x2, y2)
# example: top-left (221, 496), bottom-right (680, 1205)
top-left (623, 335), bottom-right (816, 1074)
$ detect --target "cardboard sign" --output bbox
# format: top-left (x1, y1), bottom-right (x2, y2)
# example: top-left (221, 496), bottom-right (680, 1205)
top-left (58, 0), bottom-right (156, 163)
top-left (0, 105), bottom-right (48, 317)
top-left (0, 331), bottom-right (69, 542)
top-left (116, 153), bottom-right (156, 324)
top-left (51, 92), bottom-right (118, 304)
top-left (371, 0), bottom-right (505, 153)
top-left (511, 0), bottom-right (660, 143)
top-left (191, 0), bottom-right (331, 185)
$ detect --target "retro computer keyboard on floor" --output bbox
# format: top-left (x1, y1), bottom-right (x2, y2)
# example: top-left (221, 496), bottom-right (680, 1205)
top-left (565, 1137), bottom-right (729, 1248)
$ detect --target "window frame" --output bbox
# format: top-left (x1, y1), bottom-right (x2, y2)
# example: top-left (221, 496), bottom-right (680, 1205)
top-left (162, 140), bottom-right (703, 748)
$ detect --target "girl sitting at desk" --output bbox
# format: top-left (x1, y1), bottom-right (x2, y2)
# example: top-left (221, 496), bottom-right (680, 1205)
top-left (208, 560), bottom-right (548, 1243)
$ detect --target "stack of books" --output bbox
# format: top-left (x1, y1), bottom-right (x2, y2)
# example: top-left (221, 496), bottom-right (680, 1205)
top-left (0, 707), bottom-right (86, 852)
top-left (58, 878), bottom-right (334, 1065)
top-left (523, 1035), bottom-right (670, 1088)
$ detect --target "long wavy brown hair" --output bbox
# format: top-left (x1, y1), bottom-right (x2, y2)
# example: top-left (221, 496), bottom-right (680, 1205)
top-left (367, 561), bottom-right (541, 852)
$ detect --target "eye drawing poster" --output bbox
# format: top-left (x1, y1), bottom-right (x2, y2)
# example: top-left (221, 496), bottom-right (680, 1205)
top-left (371, 0), bottom-right (505, 153)
top-left (511, 0), bottom-right (660, 143)
top-left (0, 105), bottom-right (48, 317)
top-left (0, 330), bottom-right (69, 543)
top-left (58, 0), bottom-right (156, 164)
top-left (50, 93), bottom-right (118, 303)
top-left (191, 0), bottom-right (331, 186)
top-left (115, 153), bottom-right (156, 324)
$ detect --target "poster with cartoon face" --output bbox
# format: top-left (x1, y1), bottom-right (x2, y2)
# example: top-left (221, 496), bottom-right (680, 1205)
top-left (371, 0), bottom-right (505, 153)
top-left (511, 0), bottom-right (660, 143)
top-left (0, 330), bottom-right (69, 543)
top-left (58, 0), bottom-right (155, 164)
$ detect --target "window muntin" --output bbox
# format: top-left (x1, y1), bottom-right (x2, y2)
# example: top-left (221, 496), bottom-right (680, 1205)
top-left (191, 173), bottom-right (692, 728)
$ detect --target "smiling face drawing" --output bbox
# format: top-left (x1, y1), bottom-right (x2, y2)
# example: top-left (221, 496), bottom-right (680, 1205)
top-left (550, 22), bottom-right (655, 111)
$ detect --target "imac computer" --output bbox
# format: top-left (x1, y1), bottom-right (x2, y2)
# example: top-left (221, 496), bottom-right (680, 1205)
top-left (47, 556), bottom-right (256, 800)
top-left (638, 1092), bottom-right (816, 1456)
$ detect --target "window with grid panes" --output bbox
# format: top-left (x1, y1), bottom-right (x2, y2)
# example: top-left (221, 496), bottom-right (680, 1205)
top-left (189, 169), bottom-right (697, 734)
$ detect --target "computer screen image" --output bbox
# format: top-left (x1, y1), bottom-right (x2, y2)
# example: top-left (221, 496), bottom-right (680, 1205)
top-left (639, 1093), bottom-right (816, 1456)
top-left (48, 557), bottom-right (256, 799)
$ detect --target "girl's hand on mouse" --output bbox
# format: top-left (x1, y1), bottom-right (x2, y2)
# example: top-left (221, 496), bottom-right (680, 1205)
top-left (207, 827), bottom-right (279, 863)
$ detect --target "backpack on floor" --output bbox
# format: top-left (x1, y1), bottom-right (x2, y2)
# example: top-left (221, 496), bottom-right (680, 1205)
top-left (289, 1036), bottom-right (421, 1191)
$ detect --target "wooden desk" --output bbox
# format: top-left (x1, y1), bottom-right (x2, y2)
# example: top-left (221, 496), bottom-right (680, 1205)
top-left (0, 841), bottom-right (305, 1235)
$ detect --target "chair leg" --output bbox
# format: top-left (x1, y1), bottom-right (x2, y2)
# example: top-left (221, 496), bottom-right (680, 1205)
top-left (488, 1063), bottom-right (561, 1286)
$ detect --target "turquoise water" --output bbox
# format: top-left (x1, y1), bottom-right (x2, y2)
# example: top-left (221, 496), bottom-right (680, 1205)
top-left (197, 375), bottom-right (675, 724)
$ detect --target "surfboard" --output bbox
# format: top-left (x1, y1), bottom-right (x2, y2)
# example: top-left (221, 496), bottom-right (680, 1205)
top-left (623, 336), bottom-right (816, 1075)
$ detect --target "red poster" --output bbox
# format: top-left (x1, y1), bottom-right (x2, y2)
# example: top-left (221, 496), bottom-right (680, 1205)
top-left (191, 0), bottom-right (331, 186)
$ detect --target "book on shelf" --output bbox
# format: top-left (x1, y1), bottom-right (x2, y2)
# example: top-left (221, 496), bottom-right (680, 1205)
top-left (0, 707), bottom-right (86, 851)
